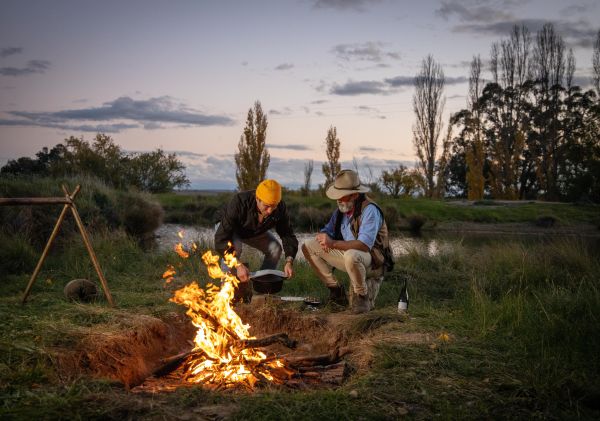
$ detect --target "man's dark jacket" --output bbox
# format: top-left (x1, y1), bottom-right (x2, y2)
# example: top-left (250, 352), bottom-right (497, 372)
top-left (214, 190), bottom-right (298, 260)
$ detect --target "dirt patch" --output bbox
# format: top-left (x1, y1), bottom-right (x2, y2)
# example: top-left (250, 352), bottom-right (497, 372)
top-left (54, 311), bottom-right (194, 388)
top-left (57, 299), bottom-right (416, 391)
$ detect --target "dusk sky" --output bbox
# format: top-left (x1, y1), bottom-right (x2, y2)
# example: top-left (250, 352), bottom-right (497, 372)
top-left (1, 0), bottom-right (598, 189)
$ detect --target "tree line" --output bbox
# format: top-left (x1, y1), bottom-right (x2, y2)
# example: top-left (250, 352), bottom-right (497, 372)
top-left (1, 134), bottom-right (189, 193)
top-left (417, 24), bottom-right (600, 202)
top-left (238, 24), bottom-right (599, 203)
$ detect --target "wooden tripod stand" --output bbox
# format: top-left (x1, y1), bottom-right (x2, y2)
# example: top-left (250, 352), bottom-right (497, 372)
top-left (0, 184), bottom-right (115, 306)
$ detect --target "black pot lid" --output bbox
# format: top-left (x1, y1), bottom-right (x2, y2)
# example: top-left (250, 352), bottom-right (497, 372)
top-left (249, 269), bottom-right (287, 282)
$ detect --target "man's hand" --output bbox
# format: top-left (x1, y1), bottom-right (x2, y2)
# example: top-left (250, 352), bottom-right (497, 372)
top-left (284, 261), bottom-right (294, 278)
top-left (235, 263), bottom-right (250, 282)
top-left (316, 232), bottom-right (333, 251)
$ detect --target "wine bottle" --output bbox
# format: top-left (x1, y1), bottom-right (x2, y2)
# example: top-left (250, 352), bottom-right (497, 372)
top-left (397, 278), bottom-right (408, 313)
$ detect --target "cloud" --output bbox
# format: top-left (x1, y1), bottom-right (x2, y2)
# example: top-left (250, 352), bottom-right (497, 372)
top-left (269, 107), bottom-right (293, 116)
top-left (0, 118), bottom-right (138, 133)
top-left (275, 63), bottom-right (294, 70)
top-left (332, 42), bottom-right (401, 63)
top-left (0, 59), bottom-right (50, 76)
top-left (312, 0), bottom-right (382, 12)
top-left (560, 4), bottom-right (589, 17)
top-left (330, 80), bottom-right (391, 95)
top-left (330, 74), bottom-right (467, 96)
top-left (1, 47), bottom-right (23, 58)
top-left (384, 76), bottom-right (414, 87)
top-left (387, 75), bottom-right (470, 88)
top-left (0, 96), bottom-right (236, 132)
top-left (436, 0), bottom-right (514, 23)
top-left (268, 144), bottom-right (312, 151)
top-left (453, 19), bottom-right (597, 48)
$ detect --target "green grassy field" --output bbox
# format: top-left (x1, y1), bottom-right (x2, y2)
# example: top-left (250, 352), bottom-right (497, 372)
top-left (1, 229), bottom-right (599, 420)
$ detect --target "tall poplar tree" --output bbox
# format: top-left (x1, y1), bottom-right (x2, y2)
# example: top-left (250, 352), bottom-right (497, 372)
top-left (322, 126), bottom-right (341, 187)
top-left (412, 55), bottom-right (445, 197)
top-left (235, 101), bottom-right (270, 191)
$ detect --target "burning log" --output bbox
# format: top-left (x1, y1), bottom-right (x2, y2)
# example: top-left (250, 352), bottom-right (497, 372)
top-left (152, 333), bottom-right (298, 379)
top-left (238, 333), bottom-right (297, 350)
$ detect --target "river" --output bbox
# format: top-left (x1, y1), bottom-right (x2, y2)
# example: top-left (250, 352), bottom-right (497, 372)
top-left (154, 223), bottom-right (598, 260)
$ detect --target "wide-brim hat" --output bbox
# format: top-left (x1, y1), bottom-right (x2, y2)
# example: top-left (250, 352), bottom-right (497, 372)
top-left (325, 169), bottom-right (370, 200)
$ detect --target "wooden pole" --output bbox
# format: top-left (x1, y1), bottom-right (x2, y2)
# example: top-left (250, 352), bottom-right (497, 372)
top-left (21, 200), bottom-right (71, 304)
top-left (62, 185), bottom-right (115, 307)
top-left (0, 198), bottom-right (72, 205)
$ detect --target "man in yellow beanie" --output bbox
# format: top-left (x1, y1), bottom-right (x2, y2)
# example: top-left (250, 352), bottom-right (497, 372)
top-left (214, 179), bottom-right (298, 283)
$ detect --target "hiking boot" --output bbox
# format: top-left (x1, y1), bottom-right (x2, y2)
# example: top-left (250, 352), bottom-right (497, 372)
top-left (351, 293), bottom-right (371, 314)
top-left (328, 284), bottom-right (348, 307)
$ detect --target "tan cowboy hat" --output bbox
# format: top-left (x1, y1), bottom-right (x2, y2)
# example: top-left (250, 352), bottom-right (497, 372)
top-left (326, 169), bottom-right (370, 200)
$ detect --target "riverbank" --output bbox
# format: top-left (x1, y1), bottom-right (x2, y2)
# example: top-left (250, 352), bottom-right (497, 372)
top-left (435, 220), bottom-right (600, 237)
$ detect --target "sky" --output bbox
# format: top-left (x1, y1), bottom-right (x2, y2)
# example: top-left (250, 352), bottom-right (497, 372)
top-left (1, 0), bottom-right (598, 189)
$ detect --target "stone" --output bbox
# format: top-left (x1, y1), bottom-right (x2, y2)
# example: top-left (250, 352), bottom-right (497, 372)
top-left (64, 278), bottom-right (98, 302)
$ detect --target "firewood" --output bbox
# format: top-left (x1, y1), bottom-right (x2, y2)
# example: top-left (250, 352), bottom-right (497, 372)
top-left (237, 333), bottom-right (298, 349)
top-left (285, 353), bottom-right (336, 367)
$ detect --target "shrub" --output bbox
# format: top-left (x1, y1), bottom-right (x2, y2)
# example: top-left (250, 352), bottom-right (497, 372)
top-left (383, 206), bottom-right (399, 231)
top-left (406, 213), bottom-right (426, 234)
top-left (0, 231), bottom-right (38, 275)
top-left (295, 207), bottom-right (331, 232)
top-left (117, 194), bottom-right (164, 239)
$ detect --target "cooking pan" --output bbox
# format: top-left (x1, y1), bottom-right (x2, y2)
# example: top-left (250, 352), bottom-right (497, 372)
top-left (249, 269), bottom-right (288, 294)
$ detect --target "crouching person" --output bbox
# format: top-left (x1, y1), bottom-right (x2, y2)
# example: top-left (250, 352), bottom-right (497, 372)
top-left (302, 170), bottom-right (392, 314)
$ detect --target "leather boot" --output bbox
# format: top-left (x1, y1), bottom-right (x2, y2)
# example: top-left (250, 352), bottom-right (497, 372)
top-left (351, 293), bottom-right (371, 314)
top-left (328, 284), bottom-right (348, 307)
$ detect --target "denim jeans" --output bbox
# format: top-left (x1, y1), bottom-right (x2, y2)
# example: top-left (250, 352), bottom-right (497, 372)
top-left (215, 223), bottom-right (283, 272)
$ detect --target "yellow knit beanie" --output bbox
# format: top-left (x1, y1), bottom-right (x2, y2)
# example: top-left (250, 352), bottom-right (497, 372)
top-left (255, 179), bottom-right (282, 205)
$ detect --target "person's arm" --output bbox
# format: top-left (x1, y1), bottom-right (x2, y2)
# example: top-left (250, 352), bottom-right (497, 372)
top-left (275, 202), bottom-right (298, 278)
top-left (316, 234), bottom-right (370, 253)
top-left (214, 195), bottom-right (239, 257)
top-left (316, 205), bottom-right (382, 253)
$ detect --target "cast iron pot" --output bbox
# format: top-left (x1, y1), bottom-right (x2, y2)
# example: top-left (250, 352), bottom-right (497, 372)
top-left (249, 269), bottom-right (288, 294)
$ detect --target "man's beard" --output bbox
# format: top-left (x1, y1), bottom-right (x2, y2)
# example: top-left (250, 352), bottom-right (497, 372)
top-left (337, 201), bottom-right (354, 213)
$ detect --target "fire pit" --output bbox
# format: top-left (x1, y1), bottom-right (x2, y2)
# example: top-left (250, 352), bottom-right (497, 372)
top-left (144, 243), bottom-right (350, 392)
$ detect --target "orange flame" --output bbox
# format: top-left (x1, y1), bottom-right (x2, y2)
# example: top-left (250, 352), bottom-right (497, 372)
top-left (169, 248), bottom-right (291, 389)
top-left (174, 243), bottom-right (189, 259)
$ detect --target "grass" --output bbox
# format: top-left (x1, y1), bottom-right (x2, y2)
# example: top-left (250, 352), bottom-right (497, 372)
top-left (1, 230), bottom-right (599, 419)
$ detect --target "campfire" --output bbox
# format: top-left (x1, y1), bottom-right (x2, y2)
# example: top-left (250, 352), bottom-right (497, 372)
top-left (151, 236), bottom-right (349, 392)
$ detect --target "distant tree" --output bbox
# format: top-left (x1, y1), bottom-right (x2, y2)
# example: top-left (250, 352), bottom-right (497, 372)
top-left (380, 164), bottom-right (420, 198)
top-left (465, 55), bottom-right (486, 200)
top-left (531, 23), bottom-right (566, 200)
top-left (235, 101), bottom-right (270, 190)
top-left (127, 149), bottom-right (189, 193)
top-left (486, 25), bottom-right (533, 199)
top-left (593, 29), bottom-right (600, 96)
top-left (322, 125), bottom-right (341, 187)
top-left (434, 121), bottom-right (453, 198)
top-left (412, 54), bottom-right (445, 197)
top-left (302, 160), bottom-right (314, 196)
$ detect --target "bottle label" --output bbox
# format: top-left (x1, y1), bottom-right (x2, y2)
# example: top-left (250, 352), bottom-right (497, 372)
top-left (397, 301), bottom-right (408, 312)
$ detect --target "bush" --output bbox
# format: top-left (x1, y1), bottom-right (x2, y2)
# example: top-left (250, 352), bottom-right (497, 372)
top-left (0, 176), bottom-right (165, 247)
top-left (406, 213), bottom-right (426, 234)
top-left (0, 231), bottom-right (38, 275)
top-left (295, 207), bottom-right (331, 232)
top-left (383, 206), bottom-right (399, 231)
top-left (117, 194), bottom-right (164, 238)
